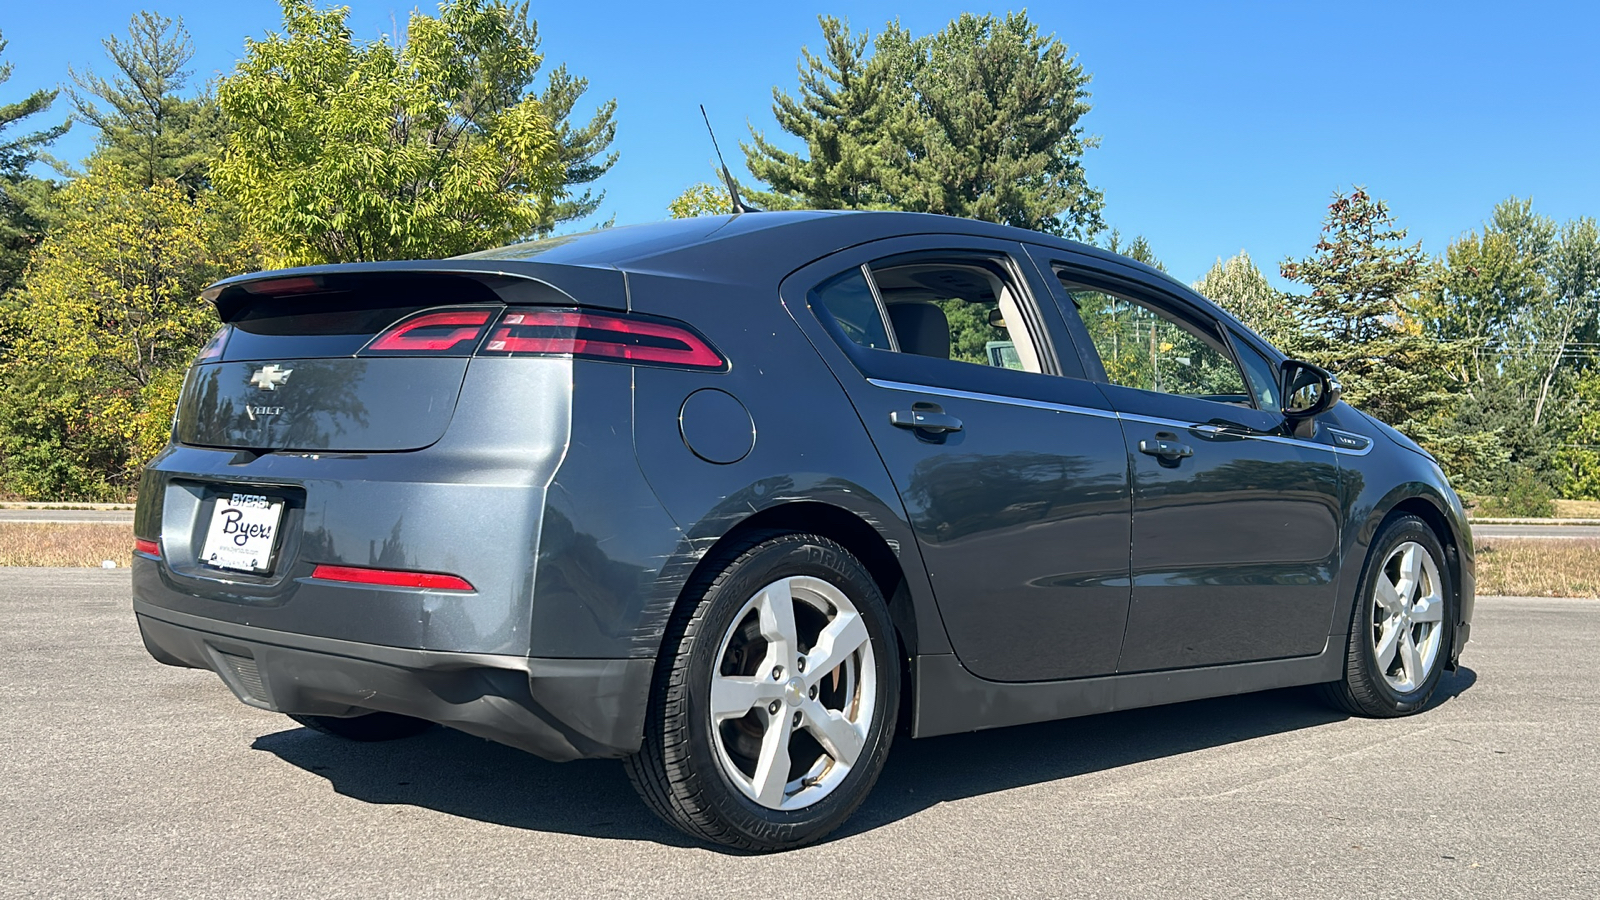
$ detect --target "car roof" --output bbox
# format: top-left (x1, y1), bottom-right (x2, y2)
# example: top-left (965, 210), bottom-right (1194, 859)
top-left (203, 209), bottom-right (1189, 298)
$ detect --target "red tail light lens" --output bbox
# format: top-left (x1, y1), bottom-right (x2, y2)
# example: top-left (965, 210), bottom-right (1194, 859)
top-left (363, 309), bottom-right (494, 355)
top-left (134, 538), bottom-right (161, 558)
top-left (480, 309), bottom-right (725, 370)
top-left (195, 327), bottom-right (229, 363)
top-left (310, 564), bottom-right (474, 591)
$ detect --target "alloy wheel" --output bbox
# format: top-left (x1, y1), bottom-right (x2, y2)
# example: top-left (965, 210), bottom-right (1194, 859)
top-left (1371, 541), bottom-right (1445, 693)
top-left (709, 575), bottom-right (877, 811)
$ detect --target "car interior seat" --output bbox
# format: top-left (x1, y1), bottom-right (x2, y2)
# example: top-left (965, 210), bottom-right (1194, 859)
top-left (887, 302), bottom-right (950, 360)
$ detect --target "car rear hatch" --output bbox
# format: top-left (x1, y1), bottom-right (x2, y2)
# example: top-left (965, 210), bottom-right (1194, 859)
top-left (179, 272), bottom-right (509, 452)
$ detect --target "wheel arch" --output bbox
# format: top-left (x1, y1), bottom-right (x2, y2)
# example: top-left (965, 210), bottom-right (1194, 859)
top-left (683, 500), bottom-right (924, 661)
top-left (1368, 492), bottom-right (1468, 670)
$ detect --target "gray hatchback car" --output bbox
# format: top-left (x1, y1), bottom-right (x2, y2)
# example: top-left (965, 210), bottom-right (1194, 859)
top-left (133, 211), bottom-right (1474, 851)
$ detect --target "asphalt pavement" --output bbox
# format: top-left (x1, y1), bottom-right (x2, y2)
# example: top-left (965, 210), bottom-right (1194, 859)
top-left (1472, 523), bottom-right (1600, 540)
top-left (3, 568), bottom-right (1596, 898)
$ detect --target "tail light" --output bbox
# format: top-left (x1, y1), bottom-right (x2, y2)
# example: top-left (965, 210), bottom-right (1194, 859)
top-left (479, 308), bottom-right (726, 370)
top-left (361, 309), bottom-right (495, 356)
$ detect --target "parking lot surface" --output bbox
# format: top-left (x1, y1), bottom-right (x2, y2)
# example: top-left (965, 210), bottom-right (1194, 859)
top-left (3, 568), bottom-right (1595, 899)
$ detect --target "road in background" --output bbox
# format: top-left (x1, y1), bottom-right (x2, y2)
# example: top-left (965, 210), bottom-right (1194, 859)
top-left (6, 507), bottom-right (1600, 541)
top-left (0, 509), bottom-right (134, 525)
top-left (2, 568), bottom-right (1595, 899)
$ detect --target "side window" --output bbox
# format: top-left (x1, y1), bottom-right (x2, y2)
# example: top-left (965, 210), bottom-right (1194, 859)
top-left (811, 255), bottom-right (1046, 374)
top-left (1231, 330), bottom-right (1280, 411)
top-left (1060, 281), bottom-right (1251, 405)
top-left (809, 266), bottom-right (894, 351)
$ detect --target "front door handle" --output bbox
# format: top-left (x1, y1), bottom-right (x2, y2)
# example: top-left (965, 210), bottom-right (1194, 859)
top-left (890, 408), bottom-right (963, 434)
top-left (1138, 438), bottom-right (1193, 460)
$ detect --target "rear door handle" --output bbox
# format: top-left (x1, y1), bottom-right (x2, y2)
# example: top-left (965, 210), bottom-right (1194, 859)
top-left (890, 408), bottom-right (963, 434)
top-left (1138, 438), bottom-right (1193, 460)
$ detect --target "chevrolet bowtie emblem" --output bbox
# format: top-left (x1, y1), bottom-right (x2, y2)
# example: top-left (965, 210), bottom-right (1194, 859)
top-left (250, 364), bottom-right (294, 391)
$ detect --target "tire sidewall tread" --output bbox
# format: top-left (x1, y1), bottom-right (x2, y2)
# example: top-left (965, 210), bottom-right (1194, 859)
top-left (624, 531), bottom-right (900, 852)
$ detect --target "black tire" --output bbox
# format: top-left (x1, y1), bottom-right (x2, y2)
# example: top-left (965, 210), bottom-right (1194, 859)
top-left (624, 531), bottom-right (901, 852)
top-left (1319, 514), bottom-right (1455, 717)
top-left (288, 712), bottom-right (434, 741)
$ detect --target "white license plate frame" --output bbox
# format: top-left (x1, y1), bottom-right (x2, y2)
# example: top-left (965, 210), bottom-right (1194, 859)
top-left (199, 492), bottom-right (285, 574)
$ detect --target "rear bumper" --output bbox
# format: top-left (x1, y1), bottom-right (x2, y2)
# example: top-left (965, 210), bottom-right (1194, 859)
top-left (135, 601), bottom-right (654, 762)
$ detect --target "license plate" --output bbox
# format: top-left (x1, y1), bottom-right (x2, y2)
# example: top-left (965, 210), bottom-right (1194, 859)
top-left (199, 493), bottom-right (284, 574)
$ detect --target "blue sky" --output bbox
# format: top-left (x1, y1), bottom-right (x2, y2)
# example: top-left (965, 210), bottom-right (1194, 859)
top-left (3, 1), bottom-right (1597, 288)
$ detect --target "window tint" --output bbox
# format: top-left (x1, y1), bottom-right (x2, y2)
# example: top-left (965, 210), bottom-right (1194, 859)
top-left (809, 267), bottom-right (893, 351)
top-left (1061, 284), bottom-right (1249, 404)
top-left (868, 259), bottom-right (1044, 373)
top-left (1231, 330), bottom-right (1280, 411)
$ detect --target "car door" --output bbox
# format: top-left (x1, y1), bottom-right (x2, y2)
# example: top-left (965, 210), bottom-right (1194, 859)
top-left (780, 236), bottom-right (1131, 683)
top-left (1031, 248), bottom-right (1343, 672)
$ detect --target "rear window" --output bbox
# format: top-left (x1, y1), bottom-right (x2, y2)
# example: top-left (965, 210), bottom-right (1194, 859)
top-left (215, 274), bottom-right (504, 361)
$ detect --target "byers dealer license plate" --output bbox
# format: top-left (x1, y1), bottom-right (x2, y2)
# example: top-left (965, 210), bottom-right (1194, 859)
top-left (200, 493), bottom-right (284, 573)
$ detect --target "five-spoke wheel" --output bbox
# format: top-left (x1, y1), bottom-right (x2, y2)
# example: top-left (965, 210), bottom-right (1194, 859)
top-left (625, 532), bottom-right (898, 852)
top-left (1321, 515), bottom-right (1455, 717)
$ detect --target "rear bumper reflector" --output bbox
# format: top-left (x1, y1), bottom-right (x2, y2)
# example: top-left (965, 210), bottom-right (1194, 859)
top-left (134, 538), bottom-right (161, 558)
top-left (309, 564), bottom-right (474, 591)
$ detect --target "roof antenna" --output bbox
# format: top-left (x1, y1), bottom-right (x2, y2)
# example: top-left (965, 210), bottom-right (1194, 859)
top-left (700, 104), bottom-right (758, 214)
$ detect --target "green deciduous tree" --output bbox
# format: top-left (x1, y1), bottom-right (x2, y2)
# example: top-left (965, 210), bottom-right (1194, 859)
top-left (745, 12), bottom-right (1103, 237)
top-left (668, 182), bottom-right (734, 218)
top-left (213, 0), bottom-right (564, 265)
top-left (68, 13), bottom-right (224, 191)
top-left (0, 30), bottom-right (70, 297)
top-left (0, 163), bottom-right (257, 498)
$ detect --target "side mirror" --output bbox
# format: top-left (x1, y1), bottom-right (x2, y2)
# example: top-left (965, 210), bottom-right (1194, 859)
top-left (1279, 359), bottom-right (1341, 419)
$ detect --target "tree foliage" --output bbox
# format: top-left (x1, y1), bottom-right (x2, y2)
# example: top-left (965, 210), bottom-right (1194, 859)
top-left (68, 13), bottom-right (224, 191)
top-left (1194, 251), bottom-right (1300, 347)
top-left (0, 30), bottom-right (70, 297)
top-left (536, 63), bottom-right (618, 233)
top-left (1279, 188), bottom-right (1463, 428)
top-left (0, 163), bottom-right (257, 498)
top-left (745, 13), bottom-right (1103, 237)
top-left (1278, 188), bottom-right (1497, 485)
top-left (213, 0), bottom-right (564, 265)
top-left (668, 182), bottom-right (734, 218)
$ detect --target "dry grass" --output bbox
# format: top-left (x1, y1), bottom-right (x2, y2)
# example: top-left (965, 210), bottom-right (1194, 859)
top-left (1475, 538), bottom-right (1600, 598)
top-left (1552, 499), bottom-right (1600, 519)
top-left (0, 523), bottom-right (133, 568)
top-left (2, 525), bottom-right (1596, 599)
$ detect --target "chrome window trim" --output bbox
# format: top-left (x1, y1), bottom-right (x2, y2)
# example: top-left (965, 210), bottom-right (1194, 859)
top-left (864, 378), bottom-right (1374, 456)
top-left (866, 378), bottom-right (1119, 421)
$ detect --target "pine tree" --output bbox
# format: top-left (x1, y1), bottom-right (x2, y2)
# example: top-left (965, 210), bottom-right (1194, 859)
top-left (67, 13), bottom-right (224, 191)
top-left (0, 30), bottom-right (70, 296)
top-left (744, 12), bottom-right (1103, 237)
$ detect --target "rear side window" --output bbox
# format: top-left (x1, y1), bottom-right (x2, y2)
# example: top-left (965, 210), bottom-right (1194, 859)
top-left (810, 255), bottom-right (1046, 375)
top-left (809, 267), bottom-right (894, 351)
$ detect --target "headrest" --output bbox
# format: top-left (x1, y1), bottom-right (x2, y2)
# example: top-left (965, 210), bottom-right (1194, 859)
top-left (887, 302), bottom-right (950, 360)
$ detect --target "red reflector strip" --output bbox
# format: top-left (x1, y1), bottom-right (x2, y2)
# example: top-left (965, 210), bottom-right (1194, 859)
top-left (367, 310), bottom-right (493, 353)
top-left (134, 538), bottom-right (161, 557)
top-left (483, 310), bottom-right (724, 369)
top-left (310, 564), bottom-right (474, 591)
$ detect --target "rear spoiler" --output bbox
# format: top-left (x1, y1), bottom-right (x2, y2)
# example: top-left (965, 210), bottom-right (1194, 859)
top-left (202, 261), bottom-right (627, 322)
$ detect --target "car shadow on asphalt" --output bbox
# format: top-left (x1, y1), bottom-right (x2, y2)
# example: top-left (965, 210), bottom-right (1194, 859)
top-left (251, 666), bottom-right (1477, 852)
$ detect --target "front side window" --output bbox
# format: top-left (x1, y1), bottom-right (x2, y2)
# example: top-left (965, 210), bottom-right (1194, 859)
top-left (809, 255), bottom-right (1046, 375)
top-left (1060, 282), bottom-right (1250, 405)
top-left (1231, 330), bottom-right (1281, 411)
